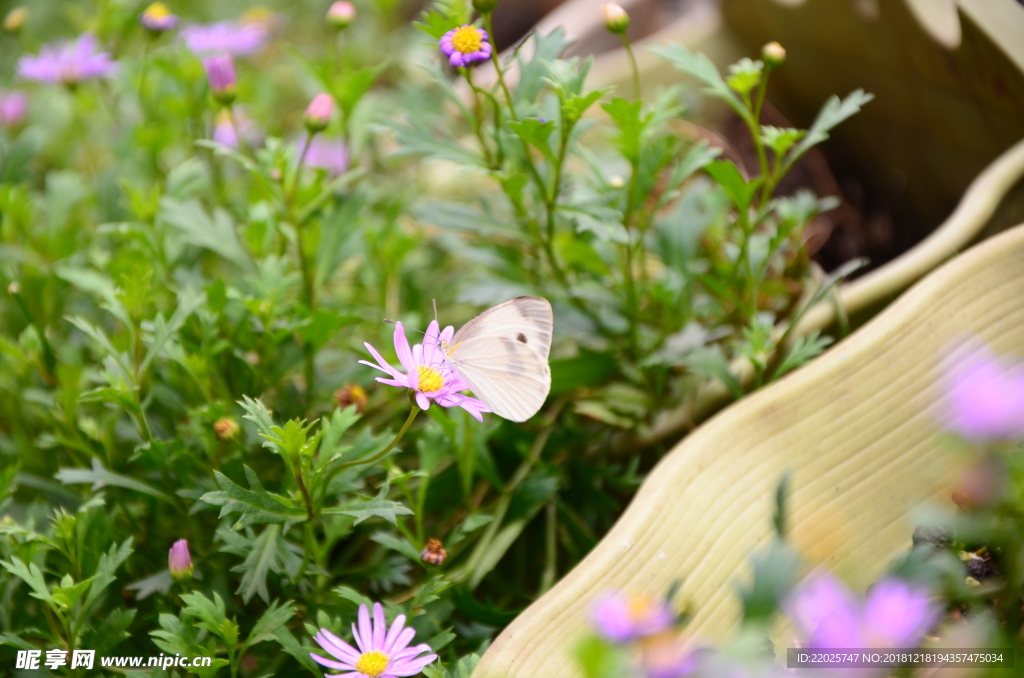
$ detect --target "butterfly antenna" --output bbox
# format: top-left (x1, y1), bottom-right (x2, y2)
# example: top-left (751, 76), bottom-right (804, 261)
top-left (432, 299), bottom-right (439, 324)
top-left (382, 319), bottom-right (427, 336)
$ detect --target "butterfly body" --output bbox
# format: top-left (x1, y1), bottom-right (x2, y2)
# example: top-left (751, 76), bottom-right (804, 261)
top-left (444, 296), bottom-right (553, 422)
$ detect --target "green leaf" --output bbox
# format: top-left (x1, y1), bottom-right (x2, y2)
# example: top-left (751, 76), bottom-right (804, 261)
top-left (82, 537), bottom-right (133, 612)
top-left (738, 539), bottom-right (801, 622)
top-left (232, 525), bottom-right (285, 604)
top-left (166, 157), bottom-right (210, 199)
top-left (83, 608), bottom-right (136, 657)
top-left (507, 118), bottom-right (558, 164)
top-left (201, 467), bottom-right (307, 529)
top-left (393, 121), bottom-right (487, 168)
top-left (181, 591), bottom-right (239, 648)
top-left (427, 628), bottom-right (457, 653)
top-left (773, 331), bottom-right (834, 379)
top-left (550, 350), bottom-right (618, 395)
top-left (273, 626), bottom-right (323, 675)
top-left (324, 483), bottom-right (413, 525)
top-left (159, 197), bottom-right (253, 270)
top-left (468, 519), bottom-right (528, 589)
top-left (725, 57), bottom-right (764, 96)
top-left (241, 599), bottom-right (294, 655)
top-left (703, 160), bottom-right (763, 212)
top-left (1, 557), bottom-right (54, 606)
top-left (138, 288), bottom-right (205, 376)
top-left (65, 317), bottom-right (132, 379)
top-left (782, 89), bottom-right (874, 173)
top-left (299, 310), bottom-right (359, 352)
top-left (517, 29), bottom-right (573, 105)
top-left (413, 201), bottom-right (525, 241)
top-left (601, 97), bottom-right (644, 162)
top-left (562, 205), bottom-right (628, 244)
top-left (332, 585), bottom-right (375, 609)
top-left (56, 459), bottom-right (172, 503)
top-left (371, 531), bottom-right (422, 562)
top-left (683, 344), bottom-right (743, 400)
top-left (575, 635), bottom-right (626, 678)
top-left (652, 43), bottom-right (748, 120)
top-left (760, 126), bottom-right (805, 158)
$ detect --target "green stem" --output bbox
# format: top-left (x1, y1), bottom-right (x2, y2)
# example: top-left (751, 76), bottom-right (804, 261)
top-left (464, 68), bottom-right (496, 168)
top-left (539, 501), bottom-right (557, 594)
top-left (335, 406), bottom-right (419, 471)
top-left (223, 106), bottom-right (254, 159)
top-left (621, 35), bottom-right (641, 100)
top-left (484, 14), bottom-right (518, 122)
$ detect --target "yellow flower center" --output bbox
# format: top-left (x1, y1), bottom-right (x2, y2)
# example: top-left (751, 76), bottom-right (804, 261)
top-left (417, 365), bottom-right (444, 393)
top-left (628, 596), bottom-right (654, 620)
top-left (355, 650), bottom-right (389, 677)
top-left (451, 26), bottom-right (484, 54)
top-left (144, 2), bottom-right (171, 18)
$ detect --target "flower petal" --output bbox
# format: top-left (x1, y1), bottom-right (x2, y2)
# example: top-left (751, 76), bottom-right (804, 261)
top-left (382, 614), bottom-right (407, 655)
top-left (316, 629), bottom-right (361, 663)
top-left (311, 653), bottom-right (351, 670)
top-left (389, 654), bottom-right (438, 676)
top-left (372, 602), bottom-right (387, 650)
top-left (388, 631), bottom-right (420, 656)
top-left (357, 604), bottom-right (373, 653)
top-left (415, 392), bottom-right (431, 411)
top-left (393, 323), bottom-right (415, 374)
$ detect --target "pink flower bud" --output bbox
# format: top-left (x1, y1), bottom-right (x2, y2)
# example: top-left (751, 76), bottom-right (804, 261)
top-left (762, 41), bottom-right (786, 68)
top-left (203, 54), bottom-right (236, 105)
top-left (602, 3), bottom-right (630, 34)
top-left (326, 1), bottom-right (356, 30)
top-left (304, 93), bottom-right (333, 133)
top-left (168, 539), bottom-right (193, 583)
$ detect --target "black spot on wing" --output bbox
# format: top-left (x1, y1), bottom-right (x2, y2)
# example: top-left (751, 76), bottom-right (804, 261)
top-left (516, 333), bottom-right (527, 344)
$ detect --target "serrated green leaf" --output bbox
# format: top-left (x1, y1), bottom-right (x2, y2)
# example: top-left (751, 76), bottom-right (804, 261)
top-left (232, 525), bottom-right (283, 604)
top-left (652, 42), bottom-right (747, 121)
top-left (56, 459), bottom-right (172, 502)
top-left (782, 89), bottom-right (874, 174)
top-left (324, 483), bottom-right (413, 525)
top-left (371, 531), bottom-right (422, 562)
top-left (159, 196), bottom-right (253, 270)
top-left (274, 625), bottom-right (323, 674)
top-left (1, 557), bottom-right (54, 606)
top-left (242, 599), bottom-right (295, 656)
top-left (703, 160), bottom-right (763, 212)
top-left (683, 344), bottom-right (743, 399)
top-left (82, 537), bottom-right (133, 612)
top-left (201, 467), bottom-right (306, 529)
top-left (507, 118), bottom-right (558, 164)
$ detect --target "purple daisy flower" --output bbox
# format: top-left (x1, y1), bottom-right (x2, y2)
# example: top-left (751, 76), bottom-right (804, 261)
top-left (787, 573), bottom-right (938, 651)
top-left (139, 3), bottom-right (178, 33)
top-left (440, 25), bottom-right (492, 68)
top-left (311, 602), bottom-right (437, 678)
top-left (16, 34), bottom-right (117, 84)
top-left (589, 590), bottom-right (676, 644)
top-left (360, 320), bottom-right (490, 421)
top-left (942, 340), bottom-right (1024, 442)
top-left (180, 21), bottom-right (268, 56)
top-left (304, 135), bottom-right (349, 177)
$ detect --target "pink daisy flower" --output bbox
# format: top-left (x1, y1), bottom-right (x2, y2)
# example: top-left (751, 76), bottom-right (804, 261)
top-left (360, 320), bottom-right (490, 421)
top-left (589, 590), bottom-right (676, 643)
top-left (311, 602), bottom-right (437, 678)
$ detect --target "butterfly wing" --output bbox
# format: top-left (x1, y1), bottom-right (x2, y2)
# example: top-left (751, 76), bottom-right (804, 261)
top-left (448, 296), bottom-right (553, 422)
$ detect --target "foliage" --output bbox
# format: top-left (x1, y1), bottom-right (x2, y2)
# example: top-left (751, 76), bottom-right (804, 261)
top-left (0, 0), bottom-right (873, 675)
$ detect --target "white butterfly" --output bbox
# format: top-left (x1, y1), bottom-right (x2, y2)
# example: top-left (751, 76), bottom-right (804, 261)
top-left (442, 296), bottom-right (553, 422)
